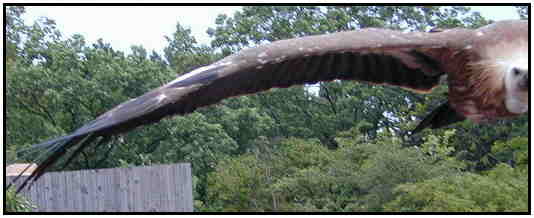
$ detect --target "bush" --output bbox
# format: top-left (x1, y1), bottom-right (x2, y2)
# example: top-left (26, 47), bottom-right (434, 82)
top-left (5, 188), bottom-right (36, 212)
top-left (385, 164), bottom-right (528, 212)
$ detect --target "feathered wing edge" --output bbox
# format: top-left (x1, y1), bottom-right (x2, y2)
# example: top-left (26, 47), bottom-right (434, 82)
top-left (9, 134), bottom-right (85, 192)
top-left (411, 101), bottom-right (466, 135)
top-left (10, 86), bottom-right (183, 192)
top-left (10, 26), bottom-right (478, 192)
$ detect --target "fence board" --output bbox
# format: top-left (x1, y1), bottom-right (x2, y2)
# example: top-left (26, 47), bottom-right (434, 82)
top-left (8, 163), bottom-right (193, 212)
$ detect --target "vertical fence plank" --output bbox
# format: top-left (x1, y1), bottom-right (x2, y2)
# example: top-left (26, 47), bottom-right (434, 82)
top-left (101, 168), bottom-right (114, 212)
top-left (168, 164), bottom-right (178, 211)
top-left (72, 169), bottom-right (83, 212)
top-left (49, 172), bottom-right (59, 211)
top-left (43, 173), bottom-right (52, 212)
top-left (116, 166), bottom-right (129, 212)
top-left (159, 164), bottom-right (171, 211)
top-left (174, 163), bottom-right (193, 212)
top-left (60, 171), bottom-right (69, 211)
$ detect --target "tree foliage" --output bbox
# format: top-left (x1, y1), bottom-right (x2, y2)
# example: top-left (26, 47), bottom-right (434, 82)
top-left (5, 188), bottom-right (36, 212)
top-left (385, 164), bottom-right (528, 212)
top-left (205, 130), bottom-right (466, 212)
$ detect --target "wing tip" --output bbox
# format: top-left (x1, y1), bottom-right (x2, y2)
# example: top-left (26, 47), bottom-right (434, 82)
top-left (9, 132), bottom-right (97, 193)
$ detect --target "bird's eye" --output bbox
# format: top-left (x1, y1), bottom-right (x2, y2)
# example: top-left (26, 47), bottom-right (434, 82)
top-left (513, 68), bottom-right (522, 76)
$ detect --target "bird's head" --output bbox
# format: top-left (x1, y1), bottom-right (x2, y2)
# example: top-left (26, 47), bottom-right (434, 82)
top-left (504, 61), bottom-right (529, 114)
top-left (472, 35), bottom-right (529, 115)
top-left (492, 38), bottom-right (529, 115)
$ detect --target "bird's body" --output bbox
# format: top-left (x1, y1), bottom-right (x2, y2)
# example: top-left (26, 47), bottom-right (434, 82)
top-left (10, 20), bottom-right (529, 192)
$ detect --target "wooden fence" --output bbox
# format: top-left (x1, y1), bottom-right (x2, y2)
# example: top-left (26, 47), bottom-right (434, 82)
top-left (8, 163), bottom-right (193, 212)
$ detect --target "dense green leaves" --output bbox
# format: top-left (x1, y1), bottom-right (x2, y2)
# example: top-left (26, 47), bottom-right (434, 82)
top-left (385, 164), bottom-right (528, 212)
top-left (205, 132), bottom-right (466, 212)
top-left (6, 6), bottom-right (528, 212)
top-left (5, 188), bottom-right (36, 212)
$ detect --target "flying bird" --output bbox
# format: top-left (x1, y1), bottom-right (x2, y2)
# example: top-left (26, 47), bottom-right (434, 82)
top-left (11, 20), bottom-right (529, 192)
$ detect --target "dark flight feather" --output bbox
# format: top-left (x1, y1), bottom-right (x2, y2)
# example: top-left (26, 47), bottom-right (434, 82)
top-left (411, 101), bottom-right (466, 135)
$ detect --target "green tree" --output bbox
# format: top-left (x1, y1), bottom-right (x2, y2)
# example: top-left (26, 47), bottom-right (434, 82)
top-left (6, 6), bottom-right (28, 65)
top-left (163, 22), bottom-right (217, 72)
top-left (385, 164), bottom-right (528, 212)
top-left (206, 130), bottom-right (463, 212)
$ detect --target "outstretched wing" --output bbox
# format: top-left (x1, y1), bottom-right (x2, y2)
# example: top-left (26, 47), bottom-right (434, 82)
top-left (12, 26), bottom-right (476, 192)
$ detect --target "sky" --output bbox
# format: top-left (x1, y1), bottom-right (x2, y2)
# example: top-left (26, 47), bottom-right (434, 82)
top-left (21, 6), bottom-right (521, 56)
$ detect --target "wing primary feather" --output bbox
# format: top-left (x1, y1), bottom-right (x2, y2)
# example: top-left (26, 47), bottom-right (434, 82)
top-left (351, 53), bottom-right (365, 79)
top-left (303, 55), bottom-right (323, 82)
top-left (370, 54), bottom-right (386, 83)
top-left (7, 136), bottom-right (74, 191)
top-left (318, 53), bottom-right (336, 81)
top-left (276, 59), bottom-right (298, 88)
top-left (384, 54), bottom-right (401, 85)
top-left (377, 54), bottom-right (394, 84)
top-left (362, 54), bottom-right (377, 82)
top-left (298, 57), bottom-right (316, 83)
top-left (15, 134), bottom-right (91, 193)
top-left (335, 52), bottom-right (353, 80)
top-left (59, 134), bottom-right (99, 171)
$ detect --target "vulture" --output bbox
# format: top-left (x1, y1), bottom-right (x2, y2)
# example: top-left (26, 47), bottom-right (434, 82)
top-left (10, 20), bottom-right (529, 192)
